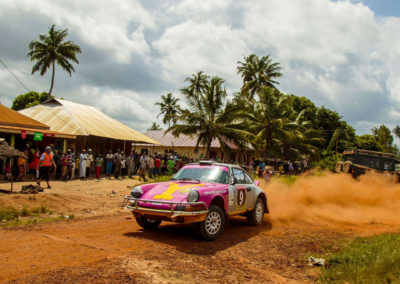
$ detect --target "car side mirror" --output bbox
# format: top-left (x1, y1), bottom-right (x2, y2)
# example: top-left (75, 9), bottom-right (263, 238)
top-left (231, 177), bottom-right (238, 185)
top-left (254, 180), bottom-right (260, 186)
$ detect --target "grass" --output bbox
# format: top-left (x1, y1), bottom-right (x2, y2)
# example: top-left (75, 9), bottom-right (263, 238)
top-left (0, 205), bottom-right (62, 228)
top-left (321, 233), bottom-right (400, 283)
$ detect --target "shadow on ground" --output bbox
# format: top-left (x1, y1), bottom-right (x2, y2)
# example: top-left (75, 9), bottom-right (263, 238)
top-left (123, 216), bottom-right (273, 255)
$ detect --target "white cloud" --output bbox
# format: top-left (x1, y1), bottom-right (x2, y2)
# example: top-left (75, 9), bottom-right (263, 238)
top-left (153, 20), bottom-right (249, 87)
top-left (0, 0), bottom-right (155, 63)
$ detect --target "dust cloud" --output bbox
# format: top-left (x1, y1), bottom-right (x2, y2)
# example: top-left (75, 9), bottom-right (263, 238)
top-left (261, 172), bottom-right (400, 227)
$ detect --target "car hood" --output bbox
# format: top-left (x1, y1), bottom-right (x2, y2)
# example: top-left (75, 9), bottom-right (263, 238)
top-left (141, 181), bottom-right (211, 202)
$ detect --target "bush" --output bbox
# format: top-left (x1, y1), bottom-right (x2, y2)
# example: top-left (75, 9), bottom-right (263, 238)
top-left (313, 153), bottom-right (342, 172)
top-left (321, 233), bottom-right (400, 283)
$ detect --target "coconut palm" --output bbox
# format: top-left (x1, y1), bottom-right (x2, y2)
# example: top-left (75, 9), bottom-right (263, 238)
top-left (148, 122), bottom-right (162, 131)
top-left (155, 93), bottom-right (181, 128)
top-left (170, 75), bottom-right (246, 159)
top-left (28, 24), bottom-right (81, 97)
top-left (237, 54), bottom-right (282, 99)
top-left (237, 87), bottom-right (301, 158)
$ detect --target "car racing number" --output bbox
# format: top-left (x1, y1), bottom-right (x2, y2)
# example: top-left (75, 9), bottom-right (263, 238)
top-left (236, 187), bottom-right (246, 207)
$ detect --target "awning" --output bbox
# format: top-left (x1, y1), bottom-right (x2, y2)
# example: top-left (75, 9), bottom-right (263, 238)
top-left (0, 125), bottom-right (76, 139)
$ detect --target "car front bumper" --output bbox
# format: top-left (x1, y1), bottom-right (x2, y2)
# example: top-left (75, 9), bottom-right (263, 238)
top-left (122, 195), bottom-right (209, 223)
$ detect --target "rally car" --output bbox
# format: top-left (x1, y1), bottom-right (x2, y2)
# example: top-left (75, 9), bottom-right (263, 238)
top-left (122, 161), bottom-right (269, 241)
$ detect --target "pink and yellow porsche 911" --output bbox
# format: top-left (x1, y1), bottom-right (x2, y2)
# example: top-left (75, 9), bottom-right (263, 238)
top-left (122, 161), bottom-right (269, 241)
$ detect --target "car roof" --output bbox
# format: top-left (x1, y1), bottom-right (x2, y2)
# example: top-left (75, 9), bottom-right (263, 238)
top-left (186, 161), bottom-right (245, 170)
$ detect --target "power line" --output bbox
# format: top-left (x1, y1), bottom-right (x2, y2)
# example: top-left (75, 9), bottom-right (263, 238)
top-left (0, 58), bottom-right (30, 92)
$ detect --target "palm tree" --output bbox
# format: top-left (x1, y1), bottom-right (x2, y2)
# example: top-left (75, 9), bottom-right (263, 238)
top-left (155, 93), bottom-right (181, 128)
top-left (170, 75), bottom-right (246, 159)
top-left (28, 24), bottom-right (81, 97)
top-left (393, 125), bottom-right (400, 139)
top-left (237, 54), bottom-right (282, 99)
top-left (237, 87), bottom-right (300, 158)
top-left (148, 122), bottom-right (162, 131)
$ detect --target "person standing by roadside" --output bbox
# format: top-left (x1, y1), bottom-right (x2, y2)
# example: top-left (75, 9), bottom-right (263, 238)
top-left (139, 154), bottom-right (147, 182)
top-left (105, 150), bottom-right (113, 179)
top-left (167, 157), bottom-right (175, 176)
top-left (113, 149), bottom-right (122, 179)
top-left (154, 155), bottom-right (161, 178)
top-left (79, 149), bottom-right (87, 180)
top-left (147, 155), bottom-right (154, 179)
top-left (86, 149), bottom-right (94, 178)
top-left (37, 146), bottom-right (56, 189)
top-left (66, 149), bottom-right (73, 180)
top-left (61, 153), bottom-right (68, 181)
top-left (54, 150), bottom-right (62, 180)
top-left (126, 152), bottom-right (134, 179)
top-left (121, 151), bottom-right (126, 178)
top-left (95, 153), bottom-right (103, 180)
top-left (17, 154), bottom-right (26, 181)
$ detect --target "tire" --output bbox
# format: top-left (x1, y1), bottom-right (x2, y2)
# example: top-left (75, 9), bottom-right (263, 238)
top-left (135, 215), bottom-right (161, 230)
top-left (343, 161), bottom-right (352, 173)
top-left (335, 161), bottom-right (344, 173)
top-left (247, 197), bottom-right (265, 226)
top-left (196, 205), bottom-right (225, 241)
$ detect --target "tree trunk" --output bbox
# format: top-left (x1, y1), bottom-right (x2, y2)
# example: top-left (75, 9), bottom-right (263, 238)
top-left (48, 61), bottom-right (55, 98)
top-left (205, 139), bottom-right (212, 160)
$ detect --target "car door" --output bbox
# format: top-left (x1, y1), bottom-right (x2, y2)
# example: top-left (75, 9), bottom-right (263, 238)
top-left (228, 168), bottom-right (252, 212)
top-left (243, 172), bottom-right (257, 209)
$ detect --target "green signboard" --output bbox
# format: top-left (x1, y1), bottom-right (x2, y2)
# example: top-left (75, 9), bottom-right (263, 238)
top-left (33, 132), bottom-right (43, 141)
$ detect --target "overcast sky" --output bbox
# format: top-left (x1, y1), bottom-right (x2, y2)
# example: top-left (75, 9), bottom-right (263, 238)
top-left (0, 0), bottom-right (400, 135)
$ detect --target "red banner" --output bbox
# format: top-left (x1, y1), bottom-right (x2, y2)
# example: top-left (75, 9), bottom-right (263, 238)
top-left (43, 133), bottom-right (55, 137)
top-left (21, 130), bottom-right (26, 139)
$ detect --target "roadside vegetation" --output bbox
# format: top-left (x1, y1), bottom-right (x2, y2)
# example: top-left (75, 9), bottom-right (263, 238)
top-left (321, 233), bottom-right (400, 283)
top-left (0, 205), bottom-right (74, 228)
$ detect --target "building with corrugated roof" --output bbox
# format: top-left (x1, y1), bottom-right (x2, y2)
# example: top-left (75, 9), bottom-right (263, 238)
top-left (133, 130), bottom-right (252, 163)
top-left (19, 98), bottom-right (159, 154)
top-left (0, 104), bottom-right (76, 151)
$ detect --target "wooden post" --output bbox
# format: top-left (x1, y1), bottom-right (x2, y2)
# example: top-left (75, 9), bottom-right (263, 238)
top-left (10, 134), bottom-right (15, 148)
top-left (63, 139), bottom-right (67, 153)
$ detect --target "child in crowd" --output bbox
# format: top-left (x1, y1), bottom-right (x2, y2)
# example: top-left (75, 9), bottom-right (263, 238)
top-left (95, 154), bottom-right (103, 179)
top-left (5, 162), bottom-right (11, 180)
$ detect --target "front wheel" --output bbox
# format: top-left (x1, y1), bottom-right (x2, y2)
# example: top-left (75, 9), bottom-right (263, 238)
top-left (247, 198), bottom-right (265, 226)
top-left (196, 205), bottom-right (225, 241)
top-left (135, 215), bottom-right (161, 230)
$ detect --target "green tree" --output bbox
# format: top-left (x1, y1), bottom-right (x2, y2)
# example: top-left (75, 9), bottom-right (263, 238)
top-left (237, 87), bottom-right (302, 158)
top-left (28, 24), bottom-right (81, 97)
top-left (393, 125), bottom-right (400, 139)
top-left (170, 74), bottom-right (245, 159)
top-left (155, 93), bottom-right (181, 128)
top-left (316, 106), bottom-right (356, 152)
top-left (11, 91), bottom-right (53, 110)
top-left (148, 122), bottom-right (162, 131)
top-left (237, 54), bottom-right (282, 99)
top-left (372, 125), bottom-right (394, 153)
top-left (356, 134), bottom-right (380, 151)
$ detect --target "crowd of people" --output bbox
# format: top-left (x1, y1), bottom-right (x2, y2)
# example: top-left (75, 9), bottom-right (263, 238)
top-left (2, 144), bottom-right (310, 187)
top-left (1, 145), bottom-right (198, 186)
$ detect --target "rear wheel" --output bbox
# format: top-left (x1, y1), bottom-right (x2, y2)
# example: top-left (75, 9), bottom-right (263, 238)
top-left (196, 205), bottom-right (225, 241)
top-left (335, 161), bottom-right (344, 173)
top-left (135, 215), bottom-right (161, 230)
top-left (247, 198), bottom-right (265, 226)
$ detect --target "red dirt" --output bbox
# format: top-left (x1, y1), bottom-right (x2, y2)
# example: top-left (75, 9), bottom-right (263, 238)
top-left (0, 172), bottom-right (399, 283)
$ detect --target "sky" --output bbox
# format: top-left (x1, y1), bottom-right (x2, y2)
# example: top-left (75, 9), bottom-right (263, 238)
top-left (0, 0), bottom-right (400, 135)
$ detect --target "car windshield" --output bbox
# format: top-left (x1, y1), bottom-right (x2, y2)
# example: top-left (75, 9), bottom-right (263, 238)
top-left (172, 166), bottom-right (229, 184)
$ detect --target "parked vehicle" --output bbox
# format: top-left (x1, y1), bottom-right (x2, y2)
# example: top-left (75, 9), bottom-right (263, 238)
top-left (336, 149), bottom-right (400, 179)
top-left (123, 161), bottom-right (269, 241)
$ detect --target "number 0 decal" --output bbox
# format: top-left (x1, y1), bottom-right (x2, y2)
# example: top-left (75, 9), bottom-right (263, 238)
top-left (237, 189), bottom-right (246, 206)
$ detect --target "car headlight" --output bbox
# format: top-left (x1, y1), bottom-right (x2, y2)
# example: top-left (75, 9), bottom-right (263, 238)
top-left (187, 190), bottom-right (200, 202)
top-left (130, 187), bottom-right (143, 198)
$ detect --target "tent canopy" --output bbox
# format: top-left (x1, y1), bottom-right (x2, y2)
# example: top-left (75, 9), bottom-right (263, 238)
top-left (19, 99), bottom-right (160, 144)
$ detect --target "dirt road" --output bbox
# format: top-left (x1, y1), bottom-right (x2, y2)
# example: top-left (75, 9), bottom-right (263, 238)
top-left (1, 172), bottom-right (400, 283)
top-left (1, 212), bottom-right (353, 284)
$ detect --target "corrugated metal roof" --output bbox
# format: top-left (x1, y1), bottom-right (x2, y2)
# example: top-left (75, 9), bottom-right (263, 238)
top-left (142, 130), bottom-right (239, 149)
top-left (19, 99), bottom-right (160, 144)
top-left (0, 104), bottom-right (49, 130)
